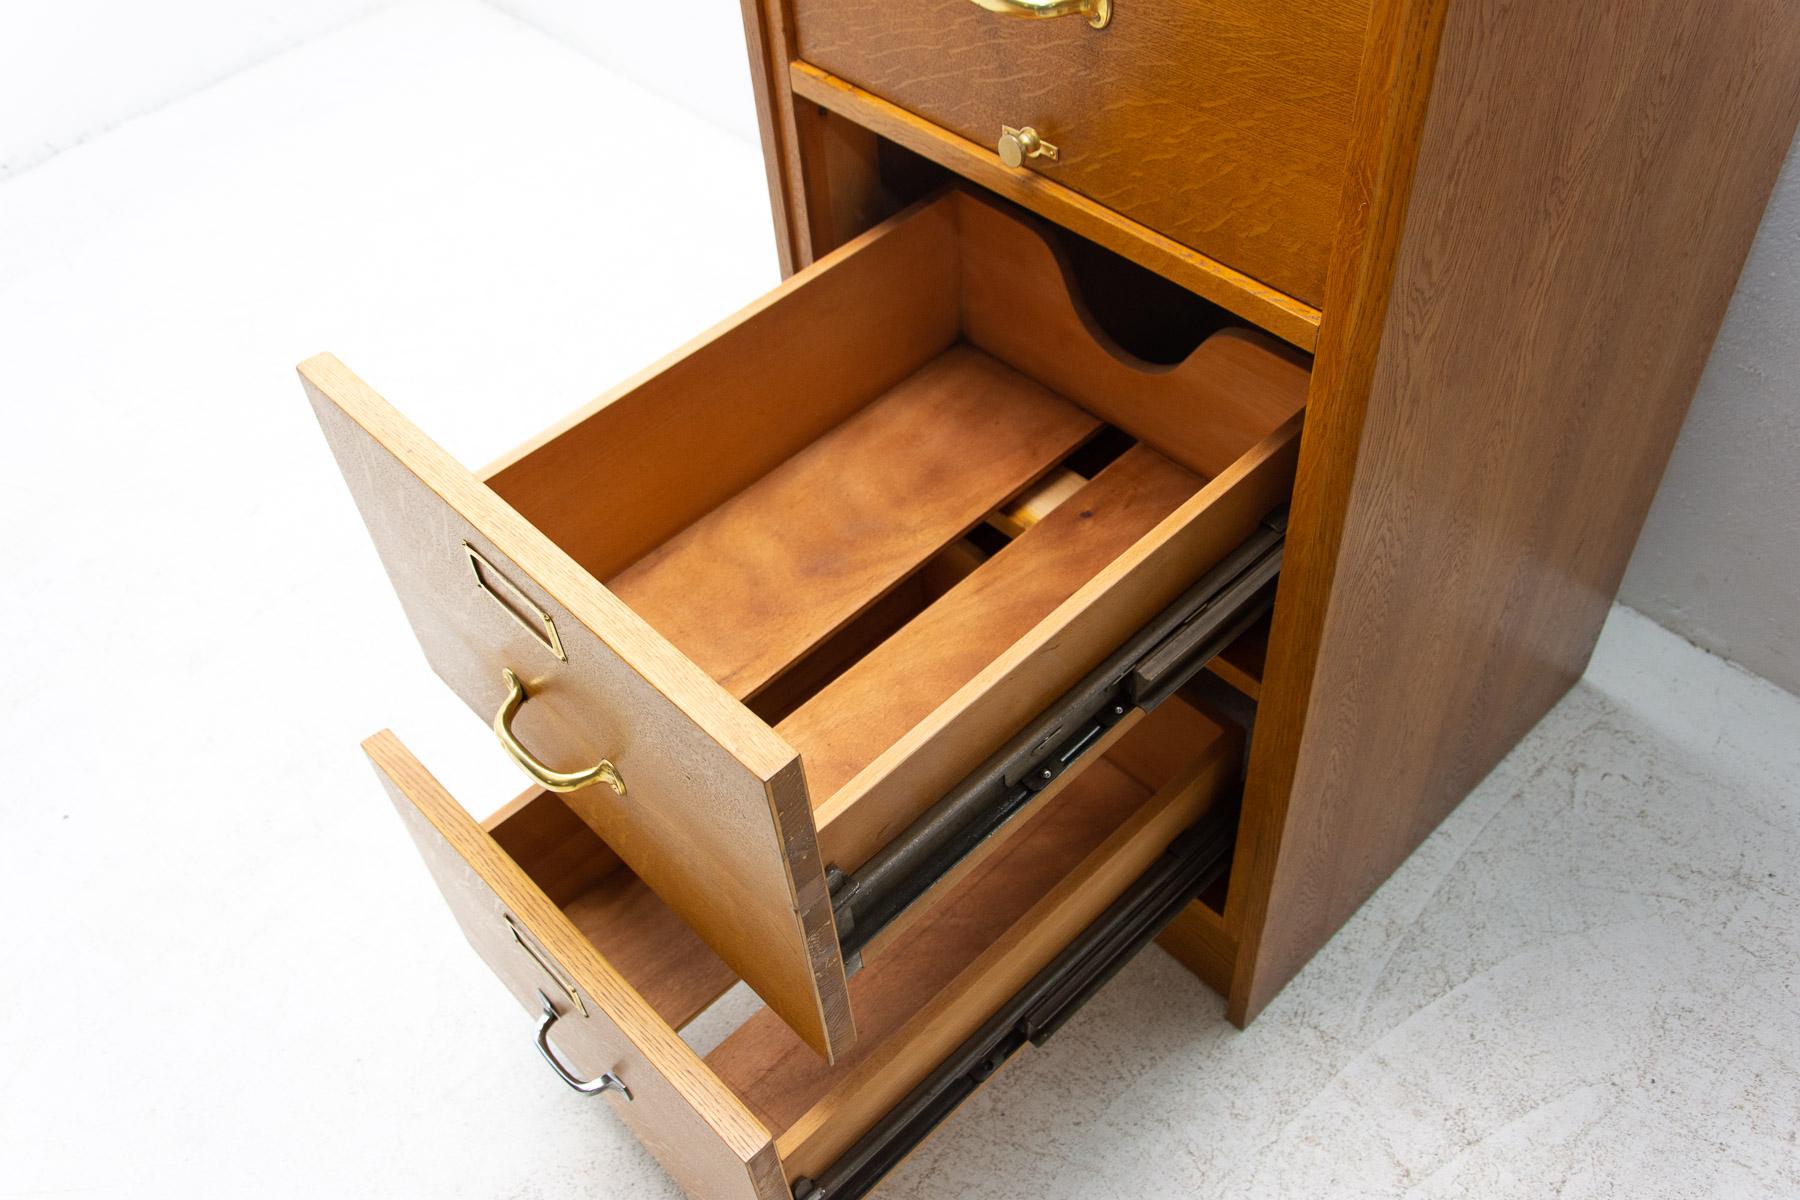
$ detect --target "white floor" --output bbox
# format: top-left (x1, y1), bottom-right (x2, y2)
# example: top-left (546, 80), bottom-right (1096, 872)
top-left (2, 4), bottom-right (1795, 1197)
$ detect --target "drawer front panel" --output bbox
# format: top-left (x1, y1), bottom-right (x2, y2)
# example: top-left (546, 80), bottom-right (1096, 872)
top-left (365, 732), bottom-right (788, 1200)
top-left (303, 356), bottom-right (851, 1063)
top-left (791, 0), bottom-right (1371, 304)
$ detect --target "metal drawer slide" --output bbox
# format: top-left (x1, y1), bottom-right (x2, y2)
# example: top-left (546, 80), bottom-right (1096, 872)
top-left (794, 801), bottom-right (1239, 1200)
top-left (829, 507), bottom-right (1283, 961)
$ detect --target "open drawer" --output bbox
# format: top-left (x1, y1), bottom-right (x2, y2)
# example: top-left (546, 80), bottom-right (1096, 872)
top-left (367, 693), bottom-right (1239, 1200)
top-left (304, 189), bottom-right (1306, 1063)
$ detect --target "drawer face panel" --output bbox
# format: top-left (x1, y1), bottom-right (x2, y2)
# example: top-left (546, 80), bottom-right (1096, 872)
top-left (365, 733), bottom-right (789, 1200)
top-left (791, 0), bottom-right (1371, 304)
top-left (304, 359), bottom-right (852, 1062)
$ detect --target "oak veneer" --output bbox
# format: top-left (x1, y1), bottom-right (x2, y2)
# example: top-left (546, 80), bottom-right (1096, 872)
top-left (306, 354), bottom-right (853, 1062)
top-left (787, 62), bottom-right (1324, 350)
top-left (1229, 0), bottom-right (1800, 1023)
top-left (953, 195), bottom-right (1316, 475)
top-left (367, 732), bottom-right (789, 1200)
top-left (790, 0), bottom-right (1371, 306)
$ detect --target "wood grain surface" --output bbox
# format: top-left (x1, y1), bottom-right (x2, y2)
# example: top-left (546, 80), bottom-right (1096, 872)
top-left (1229, 0), bottom-right (1800, 1023)
top-left (812, 413), bottom-right (1301, 873)
top-left (483, 785), bottom-right (621, 907)
top-left (303, 355), bottom-right (853, 1062)
top-left (790, 0), bottom-right (1371, 304)
top-left (780, 444), bottom-right (1201, 803)
top-left (365, 732), bottom-right (788, 1200)
top-left (788, 63), bottom-right (1323, 349)
top-left (484, 789), bottom-right (738, 1027)
top-left (483, 197), bottom-right (961, 581)
top-left (609, 345), bottom-right (1098, 699)
top-left (956, 193), bottom-right (1315, 478)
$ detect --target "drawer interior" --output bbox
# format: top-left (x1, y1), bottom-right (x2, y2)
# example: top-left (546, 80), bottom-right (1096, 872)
top-left (483, 691), bottom-right (1239, 1187)
top-left (311, 186), bottom-right (1305, 1066)
top-left (483, 188), bottom-right (1307, 874)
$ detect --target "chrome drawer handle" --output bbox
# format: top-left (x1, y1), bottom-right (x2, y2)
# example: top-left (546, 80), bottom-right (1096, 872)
top-left (493, 668), bottom-right (626, 796)
top-left (535, 990), bottom-right (632, 1100)
top-left (967, 0), bottom-right (1111, 29)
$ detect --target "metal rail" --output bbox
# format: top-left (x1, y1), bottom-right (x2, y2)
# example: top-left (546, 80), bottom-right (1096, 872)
top-left (830, 508), bottom-right (1284, 962)
top-left (794, 801), bottom-right (1239, 1200)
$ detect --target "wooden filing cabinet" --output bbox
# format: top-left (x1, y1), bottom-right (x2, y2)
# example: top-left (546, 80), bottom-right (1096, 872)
top-left (303, 1), bottom-right (1800, 1196)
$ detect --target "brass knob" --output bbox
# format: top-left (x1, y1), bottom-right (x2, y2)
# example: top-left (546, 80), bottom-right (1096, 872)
top-left (998, 125), bottom-right (1058, 168)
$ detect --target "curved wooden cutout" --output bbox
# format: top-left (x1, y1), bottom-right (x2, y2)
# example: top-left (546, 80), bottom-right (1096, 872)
top-left (953, 190), bottom-right (1312, 479)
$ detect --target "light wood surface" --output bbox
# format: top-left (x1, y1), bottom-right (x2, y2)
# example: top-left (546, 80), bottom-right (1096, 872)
top-left (609, 345), bottom-right (1098, 699)
top-left (484, 790), bottom-right (737, 1027)
top-left (781, 444), bottom-right (1200, 806)
top-left (483, 197), bottom-right (961, 581)
top-left (710, 707), bottom-right (1236, 1178)
top-left (788, 63), bottom-right (1322, 350)
top-left (737, 0), bottom-right (806, 272)
top-left (813, 414), bottom-right (1302, 873)
top-left (746, 575), bottom-right (939, 726)
top-left (955, 194), bottom-right (1316, 478)
top-left (989, 468), bottom-right (1086, 539)
top-left (1156, 901), bottom-right (1237, 998)
top-left (1229, 0), bottom-right (1800, 1023)
top-left (302, 355), bottom-right (853, 1062)
top-left (364, 732), bottom-right (787, 1200)
top-left (790, 0), bottom-right (1370, 306)
top-left (483, 785), bottom-right (620, 907)
top-left (561, 870), bottom-right (741, 1031)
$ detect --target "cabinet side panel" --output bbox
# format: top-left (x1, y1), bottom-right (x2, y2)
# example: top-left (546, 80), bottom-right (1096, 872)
top-left (740, 0), bottom-right (805, 272)
top-left (1234, 0), bottom-right (1800, 1021)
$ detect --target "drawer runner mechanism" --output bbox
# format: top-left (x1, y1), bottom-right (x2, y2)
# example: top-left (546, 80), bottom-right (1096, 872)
top-left (828, 507), bottom-right (1284, 962)
top-left (795, 801), bottom-right (1239, 1200)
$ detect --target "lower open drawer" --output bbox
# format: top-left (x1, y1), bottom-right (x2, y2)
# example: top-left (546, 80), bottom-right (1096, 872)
top-left (368, 693), bottom-right (1238, 1200)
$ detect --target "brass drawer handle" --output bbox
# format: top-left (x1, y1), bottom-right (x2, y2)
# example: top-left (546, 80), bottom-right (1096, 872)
top-left (493, 668), bottom-right (627, 796)
top-left (968, 0), bottom-right (1110, 29)
top-left (998, 125), bottom-right (1058, 168)
top-left (534, 990), bottom-right (632, 1099)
